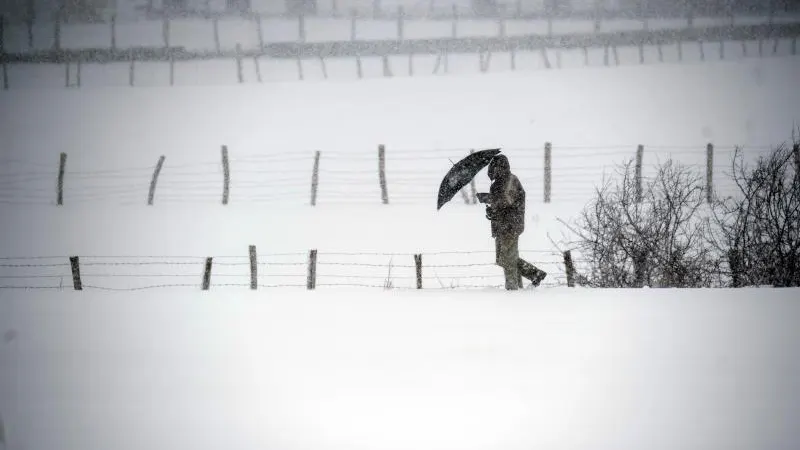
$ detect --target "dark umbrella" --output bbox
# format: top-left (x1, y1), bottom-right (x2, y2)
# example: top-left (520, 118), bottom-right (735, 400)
top-left (437, 148), bottom-right (502, 210)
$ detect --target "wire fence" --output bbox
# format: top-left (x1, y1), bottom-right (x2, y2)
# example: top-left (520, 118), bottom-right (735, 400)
top-left (0, 142), bottom-right (784, 207)
top-left (0, 249), bottom-right (577, 291)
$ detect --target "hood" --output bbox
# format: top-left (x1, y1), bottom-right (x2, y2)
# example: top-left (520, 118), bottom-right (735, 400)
top-left (488, 154), bottom-right (510, 181)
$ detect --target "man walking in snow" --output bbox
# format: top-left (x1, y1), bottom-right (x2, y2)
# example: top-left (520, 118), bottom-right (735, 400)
top-left (480, 154), bottom-right (547, 290)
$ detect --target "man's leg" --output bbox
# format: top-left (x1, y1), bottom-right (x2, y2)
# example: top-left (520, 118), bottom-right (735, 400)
top-left (497, 234), bottom-right (520, 290)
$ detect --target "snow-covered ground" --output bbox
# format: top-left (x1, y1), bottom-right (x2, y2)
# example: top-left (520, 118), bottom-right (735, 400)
top-left (1, 288), bottom-right (799, 450)
top-left (0, 41), bottom-right (799, 450)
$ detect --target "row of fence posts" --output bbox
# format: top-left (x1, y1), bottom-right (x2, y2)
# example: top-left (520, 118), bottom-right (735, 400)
top-left (5, 35), bottom-right (798, 90)
top-left (61, 247), bottom-right (580, 290)
top-left (50, 143), bottom-right (800, 206)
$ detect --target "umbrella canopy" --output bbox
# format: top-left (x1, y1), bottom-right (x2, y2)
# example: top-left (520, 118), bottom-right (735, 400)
top-left (437, 148), bottom-right (502, 210)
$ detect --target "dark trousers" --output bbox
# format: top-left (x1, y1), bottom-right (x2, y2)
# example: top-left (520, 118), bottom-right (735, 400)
top-left (495, 233), bottom-right (547, 290)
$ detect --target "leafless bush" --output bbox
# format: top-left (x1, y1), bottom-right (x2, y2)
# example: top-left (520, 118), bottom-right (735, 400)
top-left (707, 140), bottom-right (800, 287)
top-left (559, 158), bottom-right (721, 288)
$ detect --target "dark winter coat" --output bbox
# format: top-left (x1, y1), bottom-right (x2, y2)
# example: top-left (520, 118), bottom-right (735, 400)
top-left (487, 155), bottom-right (525, 238)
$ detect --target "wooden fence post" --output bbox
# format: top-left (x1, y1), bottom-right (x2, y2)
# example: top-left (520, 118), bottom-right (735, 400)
top-left (249, 245), bottom-right (257, 290)
top-left (1, 60), bottom-right (7, 90)
top-left (350, 9), bottom-right (357, 40)
top-left (127, 50), bottom-right (135, 87)
top-left (311, 150), bottom-right (320, 206)
top-left (792, 144), bottom-right (799, 180)
top-left (110, 14), bottom-right (116, 50)
top-left (635, 144), bottom-right (644, 203)
top-left (319, 56), bottom-right (328, 79)
top-left (169, 53), bottom-right (175, 86)
top-left (26, 17), bottom-right (33, 49)
top-left (698, 39), bottom-right (705, 61)
top-left (451, 4), bottom-right (458, 38)
top-left (53, 14), bottom-right (61, 50)
top-left (633, 249), bottom-right (647, 287)
top-left (0, 14), bottom-right (5, 54)
top-left (64, 62), bottom-right (70, 88)
top-left (57, 152), bottom-right (66, 205)
top-left (254, 56), bottom-right (262, 82)
top-left (76, 59), bottom-right (82, 87)
top-left (147, 155), bottom-right (166, 205)
top-left (379, 144), bottom-right (389, 204)
top-left (307, 249), bottom-right (317, 289)
top-left (255, 14), bottom-right (264, 49)
top-left (299, 14), bottom-right (306, 42)
top-left (727, 248), bottom-right (742, 287)
top-left (202, 257), bottom-right (213, 290)
top-left (706, 143), bottom-right (714, 203)
top-left (563, 250), bottom-right (575, 287)
top-left (544, 142), bottom-right (551, 203)
top-left (397, 6), bottom-right (404, 40)
top-left (213, 17), bottom-right (221, 54)
top-left (414, 254), bottom-right (422, 289)
top-left (222, 145), bottom-right (230, 205)
top-left (408, 51), bottom-right (413, 76)
top-left (163, 16), bottom-right (170, 48)
top-left (356, 55), bottom-right (363, 78)
top-left (382, 55), bottom-right (392, 77)
top-left (235, 43), bottom-right (243, 83)
top-left (296, 55), bottom-right (303, 80)
top-left (69, 256), bottom-right (82, 290)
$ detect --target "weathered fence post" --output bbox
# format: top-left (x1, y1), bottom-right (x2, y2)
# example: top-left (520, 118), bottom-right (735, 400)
top-left (319, 56), bottom-right (328, 78)
top-left (355, 55), bottom-right (363, 78)
top-left (1, 60), bottom-right (7, 90)
top-left (147, 155), bottom-right (166, 205)
top-left (76, 59), bottom-right (82, 87)
top-left (298, 13), bottom-right (306, 42)
top-left (638, 40), bottom-right (645, 64)
top-left (635, 144), bottom-right (644, 203)
top-left (382, 55), bottom-right (392, 77)
top-left (564, 250), bottom-right (575, 287)
top-left (706, 143), bottom-right (714, 203)
top-left (544, 142), bottom-right (552, 203)
top-left (202, 257), bottom-right (213, 290)
top-left (727, 248), bottom-right (742, 287)
top-left (379, 144), bottom-right (389, 204)
top-left (408, 51), bottom-right (413, 76)
top-left (235, 43), bottom-right (243, 83)
top-left (129, 50), bottom-right (135, 86)
top-left (255, 14), bottom-right (264, 49)
top-left (110, 13), bottom-right (117, 50)
top-left (222, 145), bottom-right (230, 205)
top-left (249, 245), bottom-right (257, 290)
top-left (169, 53), bottom-right (175, 86)
top-left (451, 4), bottom-right (458, 38)
top-left (0, 15), bottom-right (5, 54)
top-left (698, 39), bottom-right (705, 61)
top-left (64, 62), bottom-right (70, 88)
top-left (633, 249), bottom-right (647, 288)
top-left (792, 143), bottom-right (799, 180)
top-left (307, 249), bottom-right (317, 289)
top-left (213, 17), bottom-right (221, 54)
top-left (397, 6), bottom-right (404, 40)
top-left (69, 256), bottom-right (82, 290)
top-left (350, 9), bottom-right (357, 40)
top-left (53, 13), bottom-right (61, 50)
top-left (57, 152), bottom-right (66, 205)
top-left (163, 16), bottom-right (170, 48)
top-left (254, 56), bottom-right (262, 82)
top-left (311, 150), bottom-right (320, 206)
top-left (296, 55), bottom-right (304, 80)
top-left (414, 254), bottom-right (422, 289)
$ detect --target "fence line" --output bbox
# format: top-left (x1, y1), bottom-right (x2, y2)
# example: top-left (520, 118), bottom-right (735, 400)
top-left (1, 15), bottom-right (799, 90)
top-left (0, 247), bottom-right (576, 291)
top-left (0, 142), bottom-right (790, 206)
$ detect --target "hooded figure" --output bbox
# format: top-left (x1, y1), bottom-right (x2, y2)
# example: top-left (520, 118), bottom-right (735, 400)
top-left (484, 154), bottom-right (546, 290)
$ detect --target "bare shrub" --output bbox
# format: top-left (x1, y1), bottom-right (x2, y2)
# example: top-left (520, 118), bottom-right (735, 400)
top-left (707, 140), bottom-right (800, 287)
top-left (560, 158), bottom-right (720, 288)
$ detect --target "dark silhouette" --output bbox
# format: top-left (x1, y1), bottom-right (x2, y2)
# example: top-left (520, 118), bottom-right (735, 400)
top-left (479, 155), bottom-right (547, 290)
